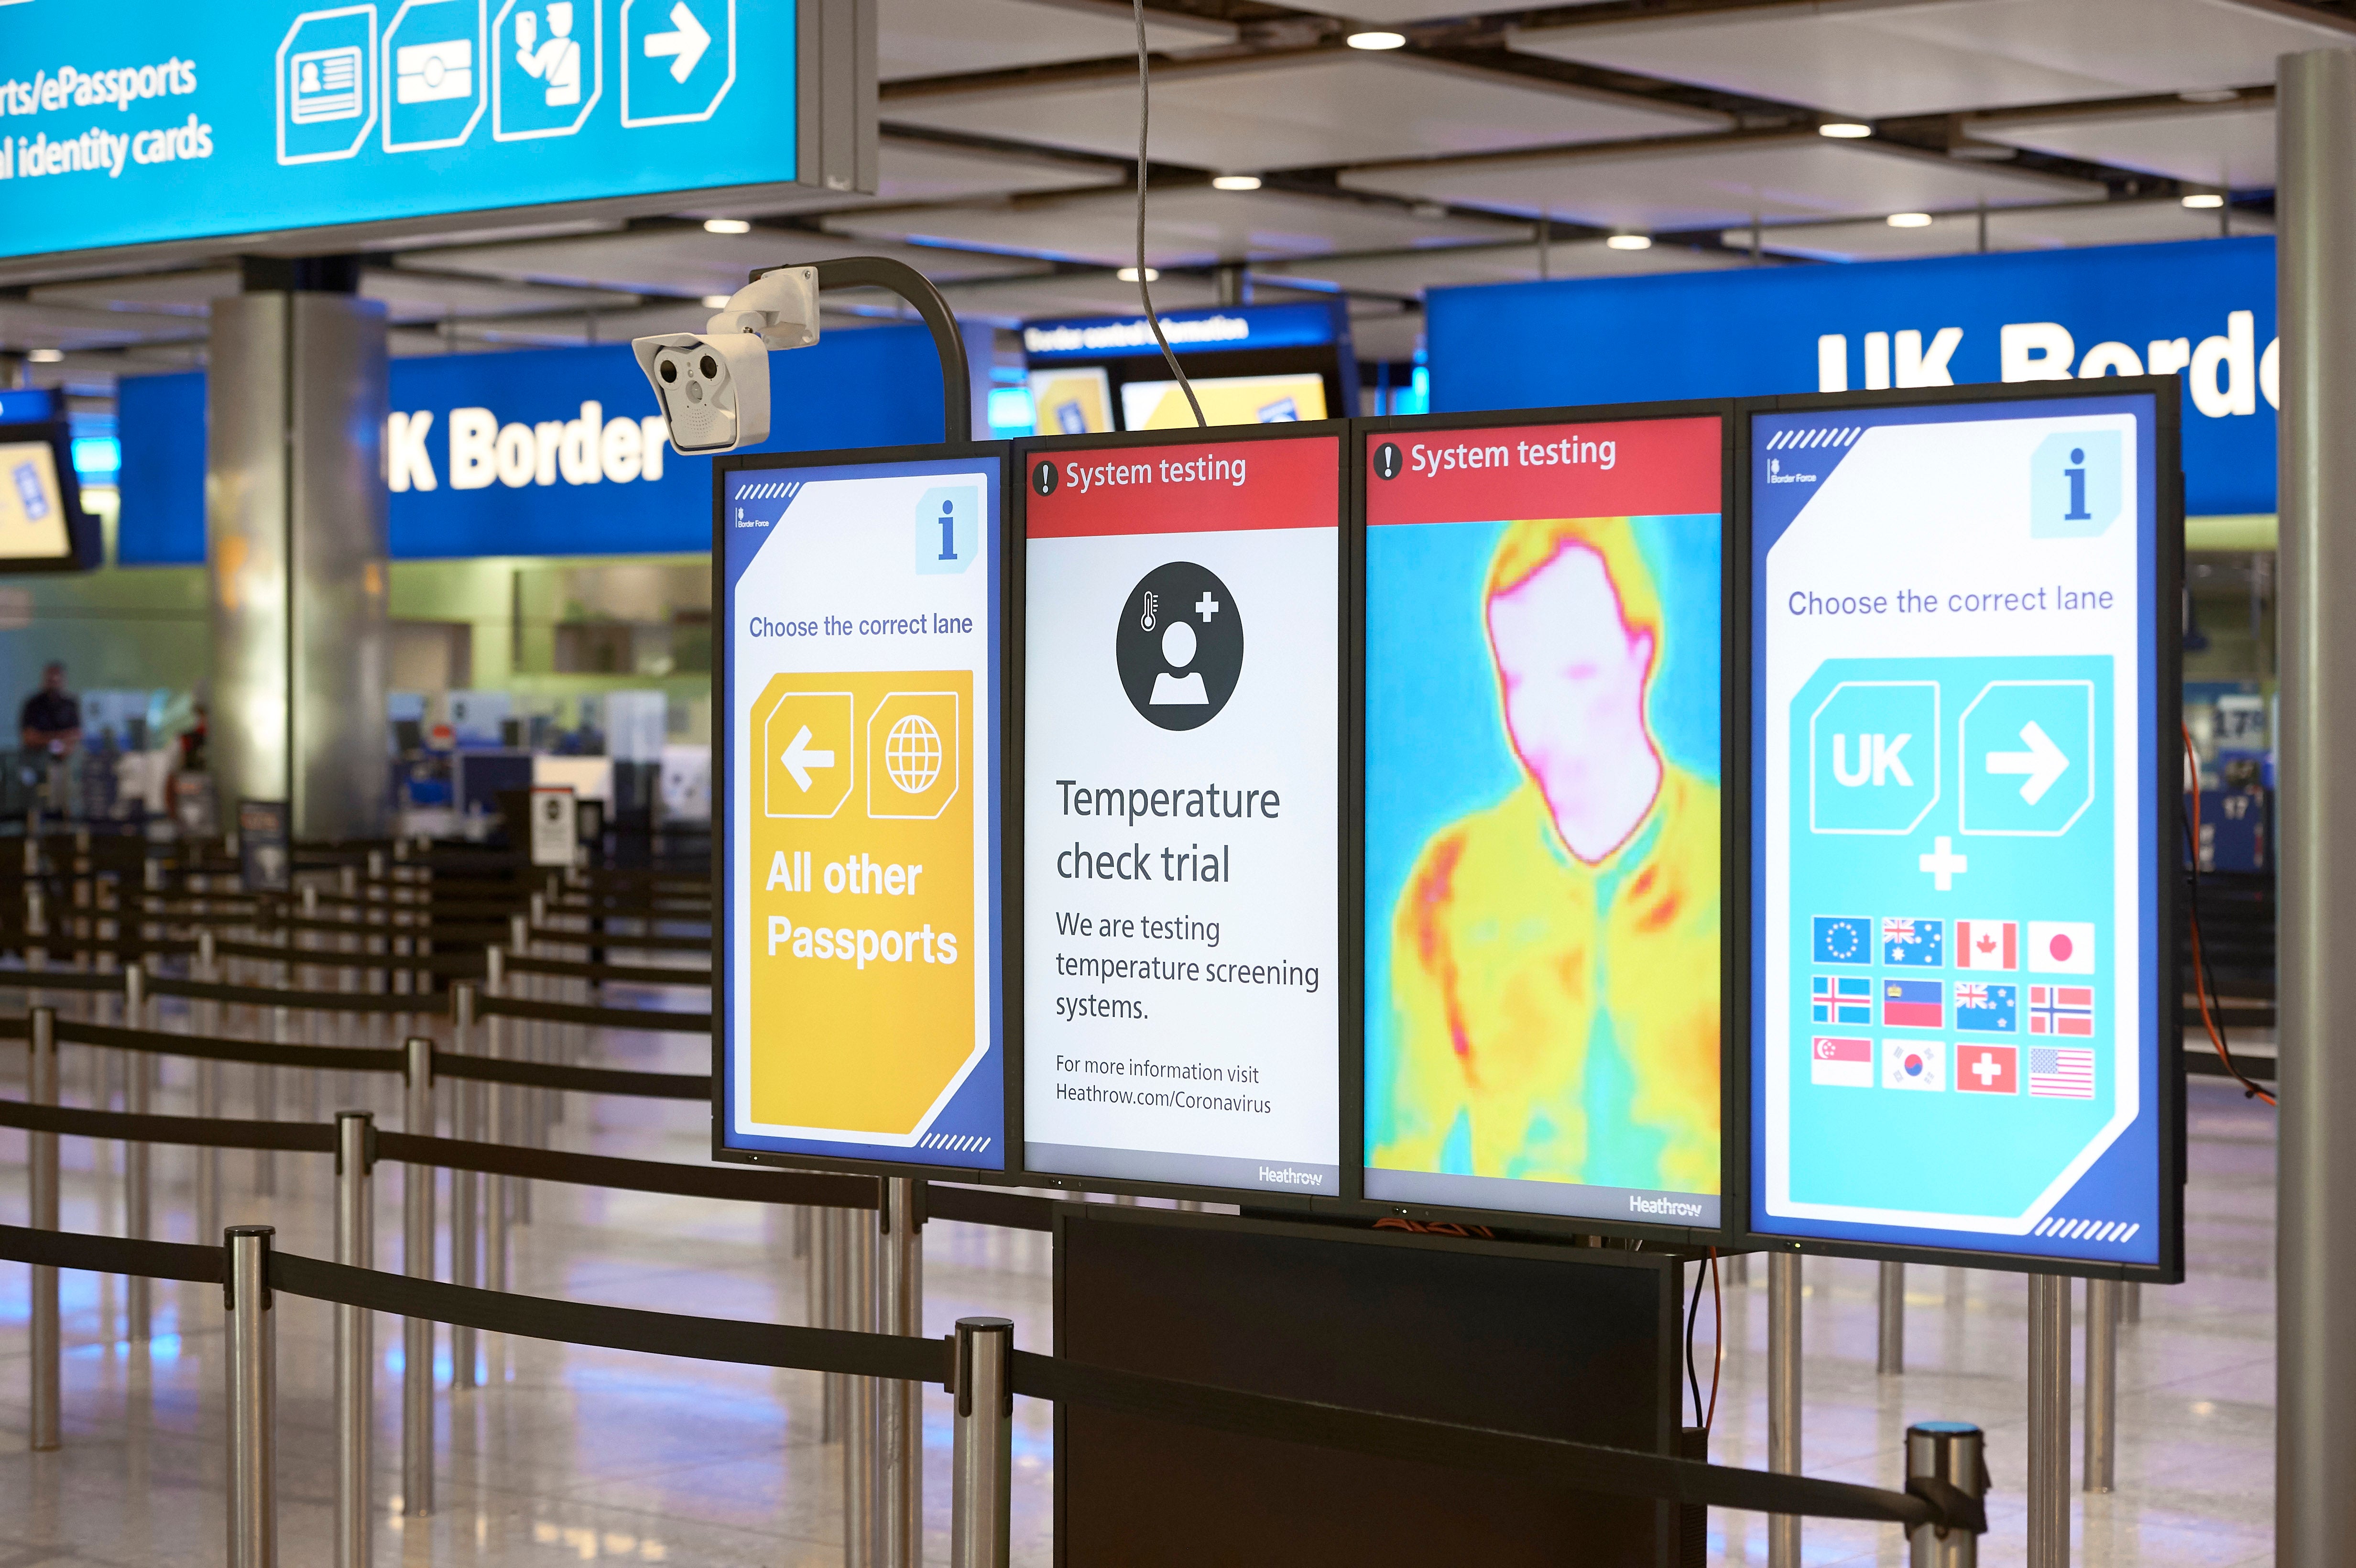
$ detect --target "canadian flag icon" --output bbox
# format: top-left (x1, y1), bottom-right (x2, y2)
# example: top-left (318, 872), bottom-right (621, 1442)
top-left (1955, 919), bottom-right (2018, 971)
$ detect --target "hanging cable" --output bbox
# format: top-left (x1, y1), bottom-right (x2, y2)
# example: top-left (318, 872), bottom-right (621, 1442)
top-left (1704, 1248), bottom-right (1723, 1434)
top-left (1134, 0), bottom-right (1204, 428)
top-left (2181, 724), bottom-right (2276, 1106)
top-left (1683, 1255), bottom-right (1705, 1427)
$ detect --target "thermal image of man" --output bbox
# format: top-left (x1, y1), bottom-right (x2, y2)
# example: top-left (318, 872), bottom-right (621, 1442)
top-left (1373, 516), bottom-right (1720, 1195)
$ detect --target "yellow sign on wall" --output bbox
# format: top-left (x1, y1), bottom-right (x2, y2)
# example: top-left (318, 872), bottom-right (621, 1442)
top-left (747, 669), bottom-right (976, 1136)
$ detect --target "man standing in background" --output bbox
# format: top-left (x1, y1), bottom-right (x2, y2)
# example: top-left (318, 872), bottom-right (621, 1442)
top-left (19, 661), bottom-right (79, 754)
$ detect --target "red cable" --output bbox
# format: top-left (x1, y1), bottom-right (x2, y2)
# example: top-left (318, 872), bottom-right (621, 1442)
top-left (2182, 725), bottom-right (2276, 1106)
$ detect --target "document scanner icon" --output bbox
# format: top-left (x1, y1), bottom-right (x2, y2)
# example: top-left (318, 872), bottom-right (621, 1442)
top-left (396, 39), bottom-right (475, 103)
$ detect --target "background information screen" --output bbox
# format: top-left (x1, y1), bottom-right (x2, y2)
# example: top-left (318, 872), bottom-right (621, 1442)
top-left (1361, 415), bottom-right (1726, 1228)
top-left (1021, 432), bottom-right (1342, 1196)
top-left (1751, 391), bottom-right (2167, 1267)
top-left (721, 453), bottom-right (1003, 1171)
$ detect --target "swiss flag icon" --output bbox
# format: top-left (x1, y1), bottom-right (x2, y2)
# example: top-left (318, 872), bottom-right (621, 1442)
top-left (1957, 1044), bottom-right (2018, 1095)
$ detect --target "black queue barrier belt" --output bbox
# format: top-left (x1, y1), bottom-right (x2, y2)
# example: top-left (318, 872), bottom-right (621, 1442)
top-left (55, 1019), bottom-right (407, 1074)
top-left (374, 1131), bottom-right (877, 1209)
top-left (0, 1100), bottom-right (338, 1153)
top-left (0, 934), bottom-right (201, 960)
top-left (210, 939), bottom-right (486, 977)
top-left (0, 967), bottom-right (128, 993)
top-left (504, 954), bottom-right (711, 987)
top-left (528, 927), bottom-right (711, 953)
top-left (925, 1185), bottom-right (1058, 1233)
top-left (147, 975), bottom-right (450, 1015)
top-left (1007, 1350), bottom-right (1978, 1536)
top-left (475, 992), bottom-right (710, 1034)
top-left (0, 1222), bottom-right (1975, 1536)
top-left (0, 1222), bottom-right (226, 1285)
top-left (432, 1052), bottom-right (710, 1100)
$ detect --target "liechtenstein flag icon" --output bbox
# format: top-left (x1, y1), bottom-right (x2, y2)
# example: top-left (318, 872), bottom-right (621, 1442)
top-left (1882, 978), bottom-right (1945, 1030)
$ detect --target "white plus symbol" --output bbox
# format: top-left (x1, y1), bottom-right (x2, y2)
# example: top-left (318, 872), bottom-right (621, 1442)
top-left (1918, 834), bottom-right (1968, 891)
top-left (1971, 1053), bottom-right (2003, 1087)
top-left (1195, 591), bottom-right (1220, 621)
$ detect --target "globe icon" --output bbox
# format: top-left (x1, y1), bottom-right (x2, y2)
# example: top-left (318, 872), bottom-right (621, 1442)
top-left (883, 713), bottom-right (943, 795)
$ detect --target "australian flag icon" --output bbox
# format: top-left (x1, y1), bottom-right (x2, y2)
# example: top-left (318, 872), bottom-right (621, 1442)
top-left (1882, 917), bottom-right (1946, 967)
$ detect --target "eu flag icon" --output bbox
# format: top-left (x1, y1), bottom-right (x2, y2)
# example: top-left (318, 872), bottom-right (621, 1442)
top-left (1813, 915), bottom-right (1873, 967)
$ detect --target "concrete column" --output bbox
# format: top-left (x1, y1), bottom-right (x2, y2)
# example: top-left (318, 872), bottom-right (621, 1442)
top-left (208, 261), bottom-right (389, 842)
top-left (2276, 45), bottom-right (2356, 1568)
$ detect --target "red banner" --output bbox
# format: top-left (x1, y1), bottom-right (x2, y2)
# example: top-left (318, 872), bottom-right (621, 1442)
top-left (1364, 415), bottom-right (1722, 526)
top-left (1024, 435), bottom-right (1340, 539)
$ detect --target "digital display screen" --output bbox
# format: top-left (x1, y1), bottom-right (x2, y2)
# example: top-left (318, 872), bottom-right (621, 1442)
top-left (1750, 391), bottom-right (2170, 1268)
top-left (1020, 430), bottom-right (1342, 1197)
top-left (0, 442), bottom-right (72, 561)
top-left (719, 453), bottom-right (1004, 1171)
top-left (1361, 415), bottom-right (1726, 1230)
top-left (1118, 373), bottom-right (1329, 431)
top-left (1027, 368), bottom-right (1114, 436)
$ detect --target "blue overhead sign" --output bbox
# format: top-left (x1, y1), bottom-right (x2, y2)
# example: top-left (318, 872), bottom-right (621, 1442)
top-left (1021, 301), bottom-right (1344, 359)
top-left (0, 0), bottom-right (862, 264)
top-left (116, 328), bottom-right (952, 565)
top-left (1430, 237), bottom-right (2276, 517)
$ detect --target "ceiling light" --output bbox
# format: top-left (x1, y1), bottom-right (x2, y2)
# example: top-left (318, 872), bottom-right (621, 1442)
top-left (1346, 30), bottom-right (1407, 50)
top-left (1116, 266), bottom-right (1160, 282)
top-left (1604, 234), bottom-right (1652, 251)
top-left (2182, 192), bottom-right (2226, 209)
top-left (1211, 174), bottom-right (1262, 192)
top-left (1818, 121), bottom-right (1872, 139)
top-left (1886, 212), bottom-right (1934, 229)
top-left (702, 294), bottom-right (732, 308)
top-left (703, 218), bottom-right (752, 235)
top-left (26, 348), bottom-right (62, 363)
top-left (2180, 88), bottom-right (2238, 104)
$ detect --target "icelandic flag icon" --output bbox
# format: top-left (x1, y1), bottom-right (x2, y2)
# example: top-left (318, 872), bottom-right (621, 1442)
top-left (1814, 915), bottom-right (1873, 967)
top-left (1953, 981), bottom-right (2019, 1034)
top-left (1812, 975), bottom-right (1875, 1025)
top-left (1882, 977), bottom-right (1944, 1029)
top-left (1882, 917), bottom-right (1945, 967)
top-left (1955, 919), bottom-right (2018, 971)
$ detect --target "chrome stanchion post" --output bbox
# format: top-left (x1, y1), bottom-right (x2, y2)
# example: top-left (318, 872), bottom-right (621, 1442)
top-left (819, 1205), bottom-right (845, 1443)
top-left (845, 1207), bottom-right (877, 1568)
top-left (950, 1317), bottom-right (1014, 1568)
top-left (1907, 1421), bottom-right (1986, 1568)
top-left (1878, 1261), bottom-right (1906, 1375)
top-left (196, 929), bottom-right (220, 1247)
top-left (1768, 1250), bottom-right (1801, 1568)
top-left (2027, 1273), bottom-right (2071, 1568)
top-left (401, 1035), bottom-right (435, 1518)
top-left (450, 983), bottom-right (478, 1390)
top-left (29, 1005), bottom-right (59, 1450)
top-left (335, 1112), bottom-right (374, 1568)
top-left (2083, 1278), bottom-right (2117, 1492)
top-left (879, 1178), bottom-right (925, 1568)
top-left (226, 1224), bottom-right (278, 1568)
top-left (124, 964), bottom-right (152, 1342)
top-left (484, 950), bottom-right (509, 1299)
top-left (2122, 1281), bottom-right (2141, 1323)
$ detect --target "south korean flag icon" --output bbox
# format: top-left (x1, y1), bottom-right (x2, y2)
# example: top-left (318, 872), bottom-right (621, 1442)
top-left (1883, 1038), bottom-right (1946, 1092)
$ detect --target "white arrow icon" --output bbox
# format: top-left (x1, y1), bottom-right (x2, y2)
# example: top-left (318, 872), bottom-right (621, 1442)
top-left (778, 724), bottom-right (834, 792)
top-left (644, 1), bottom-right (710, 82)
top-left (1986, 719), bottom-right (2070, 805)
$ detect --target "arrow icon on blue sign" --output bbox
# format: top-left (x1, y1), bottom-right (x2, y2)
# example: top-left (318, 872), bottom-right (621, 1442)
top-left (644, 1), bottom-right (710, 81)
top-left (1985, 720), bottom-right (2070, 805)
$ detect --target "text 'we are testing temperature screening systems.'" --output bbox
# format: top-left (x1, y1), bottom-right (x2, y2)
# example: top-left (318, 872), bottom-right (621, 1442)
top-left (717, 450), bottom-right (1004, 1173)
top-left (1750, 382), bottom-right (2180, 1275)
top-left (1019, 429), bottom-right (1344, 1198)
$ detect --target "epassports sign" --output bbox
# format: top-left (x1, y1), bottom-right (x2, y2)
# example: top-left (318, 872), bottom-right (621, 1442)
top-left (1019, 428), bottom-right (1343, 1197)
top-left (1361, 412), bottom-right (1727, 1231)
top-left (1750, 384), bottom-right (2176, 1273)
top-left (719, 449), bottom-right (1004, 1173)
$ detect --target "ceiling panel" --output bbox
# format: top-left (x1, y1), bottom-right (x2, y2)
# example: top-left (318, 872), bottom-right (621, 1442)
top-left (1262, 237), bottom-right (1753, 296)
top-left (1512, 0), bottom-right (2354, 119)
top-left (1979, 102), bottom-right (2275, 189)
top-left (30, 271), bottom-right (240, 317)
top-left (0, 302), bottom-right (209, 352)
top-left (885, 53), bottom-right (1724, 172)
top-left (882, 0), bottom-right (1234, 82)
top-left (1718, 199), bottom-right (2269, 263)
top-left (363, 270), bottom-right (638, 324)
top-left (827, 185), bottom-right (1528, 267)
top-left (939, 271), bottom-right (1225, 325)
top-left (1342, 133), bottom-right (2101, 233)
top-left (1335, 0), bottom-right (1613, 19)
top-left (688, 138), bottom-right (1126, 220)
top-left (398, 230), bottom-right (1049, 300)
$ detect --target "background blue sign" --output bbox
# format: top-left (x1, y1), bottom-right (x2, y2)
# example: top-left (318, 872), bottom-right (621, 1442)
top-left (1430, 237), bottom-right (2274, 517)
top-left (117, 326), bottom-right (952, 564)
top-left (0, 0), bottom-right (793, 260)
